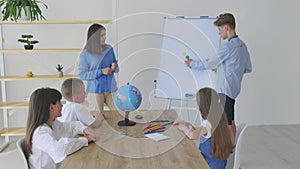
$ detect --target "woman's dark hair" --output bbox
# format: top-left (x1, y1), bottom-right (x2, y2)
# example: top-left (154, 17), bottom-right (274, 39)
top-left (84, 23), bottom-right (108, 55)
top-left (25, 88), bottom-right (62, 157)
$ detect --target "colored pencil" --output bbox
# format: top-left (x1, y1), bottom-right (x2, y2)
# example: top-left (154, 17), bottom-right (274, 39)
top-left (143, 123), bottom-right (160, 131)
top-left (146, 125), bottom-right (163, 131)
top-left (147, 126), bottom-right (166, 132)
top-left (162, 121), bottom-right (174, 126)
top-left (150, 120), bottom-right (169, 123)
top-left (144, 130), bottom-right (165, 134)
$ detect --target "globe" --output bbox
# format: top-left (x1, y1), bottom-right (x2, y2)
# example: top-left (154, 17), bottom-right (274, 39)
top-left (114, 84), bottom-right (142, 111)
top-left (114, 84), bottom-right (142, 126)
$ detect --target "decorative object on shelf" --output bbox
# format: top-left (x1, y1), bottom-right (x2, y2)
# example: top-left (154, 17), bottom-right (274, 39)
top-left (26, 71), bottom-right (33, 77)
top-left (56, 64), bottom-right (64, 77)
top-left (17, 34), bottom-right (39, 50)
top-left (0, 0), bottom-right (48, 21)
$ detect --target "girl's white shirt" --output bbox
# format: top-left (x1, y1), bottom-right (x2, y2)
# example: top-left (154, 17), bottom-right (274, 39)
top-left (201, 119), bottom-right (212, 138)
top-left (199, 113), bottom-right (212, 139)
top-left (29, 120), bottom-right (88, 169)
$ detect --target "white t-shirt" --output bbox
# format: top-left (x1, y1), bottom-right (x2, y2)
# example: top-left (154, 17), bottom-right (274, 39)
top-left (29, 120), bottom-right (88, 169)
top-left (58, 101), bottom-right (95, 126)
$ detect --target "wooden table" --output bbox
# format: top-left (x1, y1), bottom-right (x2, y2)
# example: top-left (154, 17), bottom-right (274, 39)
top-left (240, 124), bottom-right (300, 169)
top-left (60, 110), bottom-right (209, 169)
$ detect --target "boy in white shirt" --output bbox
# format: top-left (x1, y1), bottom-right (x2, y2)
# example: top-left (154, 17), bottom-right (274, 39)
top-left (58, 78), bottom-right (104, 127)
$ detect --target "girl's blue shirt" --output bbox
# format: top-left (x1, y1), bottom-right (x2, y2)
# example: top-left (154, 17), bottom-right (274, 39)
top-left (199, 136), bottom-right (227, 169)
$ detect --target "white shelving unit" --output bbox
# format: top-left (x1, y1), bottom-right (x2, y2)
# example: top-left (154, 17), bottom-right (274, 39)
top-left (0, 20), bottom-right (112, 144)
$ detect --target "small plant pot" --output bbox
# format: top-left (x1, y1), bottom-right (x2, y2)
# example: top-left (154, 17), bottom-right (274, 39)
top-left (24, 45), bottom-right (34, 50)
top-left (57, 71), bottom-right (63, 77)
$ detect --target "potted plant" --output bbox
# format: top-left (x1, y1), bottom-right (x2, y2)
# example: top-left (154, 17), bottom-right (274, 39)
top-left (56, 64), bottom-right (64, 77)
top-left (18, 34), bottom-right (39, 50)
top-left (0, 0), bottom-right (48, 21)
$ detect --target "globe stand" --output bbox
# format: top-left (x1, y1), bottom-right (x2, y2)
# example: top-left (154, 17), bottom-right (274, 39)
top-left (118, 111), bottom-right (136, 126)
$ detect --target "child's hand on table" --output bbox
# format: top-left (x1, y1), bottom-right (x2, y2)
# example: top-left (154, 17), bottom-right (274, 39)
top-left (84, 128), bottom-right (100, 142)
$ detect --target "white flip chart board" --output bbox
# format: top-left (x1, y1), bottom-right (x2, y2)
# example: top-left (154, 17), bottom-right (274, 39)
top-left (156, 17), bottom-right (220, 100)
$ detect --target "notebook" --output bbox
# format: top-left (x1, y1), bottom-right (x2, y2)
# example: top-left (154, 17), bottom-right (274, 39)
top-left (145, 133), bottom-right (170, 141)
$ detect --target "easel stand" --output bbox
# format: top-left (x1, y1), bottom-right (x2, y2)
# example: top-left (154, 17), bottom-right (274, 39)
top-left (118, 111), bottom-right (136, 126)
top-left (167, 98), bottom-right (173, 110)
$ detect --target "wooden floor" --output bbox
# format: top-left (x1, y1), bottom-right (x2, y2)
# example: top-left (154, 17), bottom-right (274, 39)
top-left (240, 124), bottom-right (300, 169)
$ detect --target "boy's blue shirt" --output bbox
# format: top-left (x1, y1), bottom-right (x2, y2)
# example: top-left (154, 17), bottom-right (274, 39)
top-left (190, 36), bottom-right (252, 99)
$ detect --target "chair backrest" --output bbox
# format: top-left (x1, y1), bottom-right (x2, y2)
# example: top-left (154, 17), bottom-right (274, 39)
top-left (0, 138), bottom-right (29, 169)
top-left (225, 123), bottom-right (247, 169)
top-left (16, 137), bottom-right (29, 169)
top-left (232, 123), bottom-right (248, 169)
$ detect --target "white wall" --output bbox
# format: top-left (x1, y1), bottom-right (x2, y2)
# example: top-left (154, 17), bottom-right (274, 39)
top-left (116, 0), bottom-right (300, 125)
top-left (1, 0), bottom-right (300, 146)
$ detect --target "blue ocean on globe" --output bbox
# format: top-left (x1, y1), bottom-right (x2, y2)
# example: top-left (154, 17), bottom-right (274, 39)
top-left (114, 84), bottom-right (142, 111)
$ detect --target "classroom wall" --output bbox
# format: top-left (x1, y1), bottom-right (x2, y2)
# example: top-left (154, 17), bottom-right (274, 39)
top-left (116, 0), bottom-right (300, 125)
top-left (1, 0), bottom-right (300, 146)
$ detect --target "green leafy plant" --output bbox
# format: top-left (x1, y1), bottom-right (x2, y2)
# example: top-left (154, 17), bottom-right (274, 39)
top-left (56, 64), bottom-right (64, 71)
top-left (0, 0), bottom-right (48, 21)
top-left (18, 34), bottom-right (39, 46)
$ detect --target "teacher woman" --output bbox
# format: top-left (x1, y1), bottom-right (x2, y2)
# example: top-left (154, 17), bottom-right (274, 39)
top-left (78, 24), bottom-right (119, 111)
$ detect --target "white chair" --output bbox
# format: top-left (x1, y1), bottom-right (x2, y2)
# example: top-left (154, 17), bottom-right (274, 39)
top-left (16, 137), bottom-right (29, 169)
top-left (226, 123), bottom-right (247, 169)
top-left (0, 138), bottom-right (28, 169)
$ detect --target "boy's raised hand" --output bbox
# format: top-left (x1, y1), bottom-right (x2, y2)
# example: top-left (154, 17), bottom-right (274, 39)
top-left (184, 59), bottom-right (193, 67)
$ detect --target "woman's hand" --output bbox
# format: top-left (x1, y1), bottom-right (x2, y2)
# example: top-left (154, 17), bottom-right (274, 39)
top-left (101, 67), bottom-right (113, 75)
top-left (111, 62), bottom-right (118, 71)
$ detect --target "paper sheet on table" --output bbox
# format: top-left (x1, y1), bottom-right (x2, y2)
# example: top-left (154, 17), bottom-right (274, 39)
top-left (145, 133), bottom-right (170, 142)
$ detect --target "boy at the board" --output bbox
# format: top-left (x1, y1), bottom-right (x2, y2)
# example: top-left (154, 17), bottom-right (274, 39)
top-left (185, 13), bottom-right (252, 144)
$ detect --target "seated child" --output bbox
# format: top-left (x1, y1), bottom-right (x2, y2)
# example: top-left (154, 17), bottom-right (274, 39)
top-left (58, 78), bottom-right (104, 128)
top-left (24, 88), bottom-right (99, 169)
top-left (174, 88), bottom-right (234, 169)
